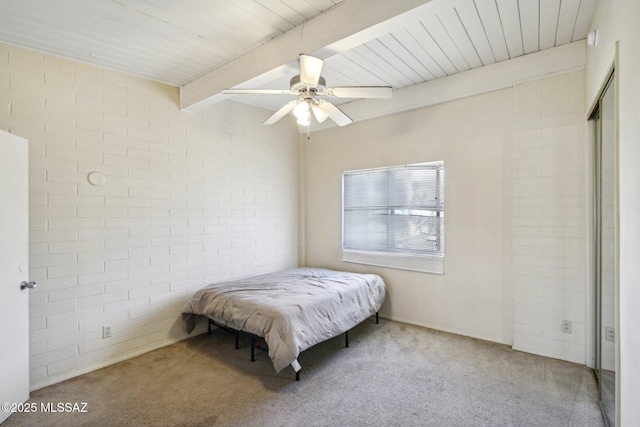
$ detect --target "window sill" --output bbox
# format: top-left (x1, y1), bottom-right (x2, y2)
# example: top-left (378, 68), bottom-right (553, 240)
top-left (342, 249), bottom-right (444, 275)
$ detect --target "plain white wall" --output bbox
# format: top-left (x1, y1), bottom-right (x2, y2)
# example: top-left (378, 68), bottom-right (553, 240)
top-left (585, 0), bottom-right (640, 424)
top-left (304, 88), bottom-right (515, 345)
top-left (0, 42), bottom-right (300, 390)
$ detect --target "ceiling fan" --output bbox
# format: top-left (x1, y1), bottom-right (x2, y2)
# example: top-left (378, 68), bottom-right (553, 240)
top-left (222, 54), bottom-right (392, 129)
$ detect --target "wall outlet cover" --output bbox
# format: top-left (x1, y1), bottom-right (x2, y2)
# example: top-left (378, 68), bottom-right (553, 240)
top-left (605, 327), bottom-right (615, 341)
top-left (103, 325), bottom-right (112, 338)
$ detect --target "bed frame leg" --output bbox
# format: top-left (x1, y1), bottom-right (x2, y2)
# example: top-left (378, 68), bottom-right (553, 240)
top-left (251, 339), bottom-right (255, 362)
top-left (235, 330), bottom-right (240, 350)
top-left (376, 312), bottom-right (379, 324)
top-left (296, 371), bottom-right (300, 381)
top-left (208, 318), bottom-right (212, 335)
top-left (345, 331), bottom-right (349, 348)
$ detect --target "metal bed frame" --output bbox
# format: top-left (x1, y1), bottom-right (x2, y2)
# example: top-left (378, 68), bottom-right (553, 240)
top-left (207, 312), bottom-right (380, 381)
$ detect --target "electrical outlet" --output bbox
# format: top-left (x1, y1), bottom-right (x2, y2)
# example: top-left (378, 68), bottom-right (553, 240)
top-left (102, 325), bottom-right (112, 338)
top-left (561, 320), bottom-right (572, 334)
top-left (605, 327), bottom-right (615, 342)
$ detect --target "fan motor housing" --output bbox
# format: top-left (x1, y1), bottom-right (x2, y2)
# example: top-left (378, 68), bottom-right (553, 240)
top-left (290, 74), bottom-right (326, 95)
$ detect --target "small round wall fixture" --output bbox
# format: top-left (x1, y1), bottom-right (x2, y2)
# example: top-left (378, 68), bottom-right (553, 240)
top-left (87, 171), bottom-right (105, 186)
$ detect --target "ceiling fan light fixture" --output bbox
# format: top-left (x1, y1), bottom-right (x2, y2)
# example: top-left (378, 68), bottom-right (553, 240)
top-left (311, 102), bottom-right (330, 123)
top-left (296, 112), bottom-right (310, 127)
top-left (293, 100), bottom-right (311, 126)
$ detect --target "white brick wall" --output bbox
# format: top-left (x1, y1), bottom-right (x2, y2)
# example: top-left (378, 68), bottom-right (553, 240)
top-left (511, 71), bottom-right (589, 364)
top-left (0, 43), bottom-right (299, 389)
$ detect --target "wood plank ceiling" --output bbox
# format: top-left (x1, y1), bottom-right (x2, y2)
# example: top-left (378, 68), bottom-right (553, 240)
top-left (0, 0), bottom-right (598, 114)
top-left (0, 0), bottom-right (345, 85)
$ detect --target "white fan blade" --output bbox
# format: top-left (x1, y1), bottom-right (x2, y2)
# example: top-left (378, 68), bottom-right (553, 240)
top-left (323, 86), bottom-right (393, 99)
top-left (299, 55), bottom-right (324, 86)
top-left (263, 100), bottom-right (299, 125)
top-left (222, 88), bottom-right (292, 95)
top-left (316, 101), bottom-right (352, 127)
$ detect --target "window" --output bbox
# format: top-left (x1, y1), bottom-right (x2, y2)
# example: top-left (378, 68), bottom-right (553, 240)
top-left (342, 161), bottom-right (444, 274)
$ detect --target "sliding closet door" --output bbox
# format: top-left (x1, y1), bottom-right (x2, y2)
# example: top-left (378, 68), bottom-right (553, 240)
top-left (594, 74), bottom-right (616, 427)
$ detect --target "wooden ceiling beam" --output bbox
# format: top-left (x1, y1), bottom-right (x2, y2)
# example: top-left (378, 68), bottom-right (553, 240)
top-left (179, 0), bottom-right (433, 111)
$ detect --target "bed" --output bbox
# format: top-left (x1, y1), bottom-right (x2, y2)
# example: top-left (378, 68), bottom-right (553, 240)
top-left (181, 267), bottom-right (386, 380)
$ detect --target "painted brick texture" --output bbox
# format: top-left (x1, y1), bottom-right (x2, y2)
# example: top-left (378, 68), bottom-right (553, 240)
top-left (511, 71), bottom-right (588, 364)
top-left (0, 43), bottom-right (299, 389)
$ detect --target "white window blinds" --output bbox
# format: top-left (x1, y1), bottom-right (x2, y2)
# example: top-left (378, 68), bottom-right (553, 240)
top-left (342, 161), bottom-right (444, 274)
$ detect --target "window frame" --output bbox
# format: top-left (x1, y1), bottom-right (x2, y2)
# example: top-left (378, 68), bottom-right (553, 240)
top-left (341, 161), bottom-right (445, 274)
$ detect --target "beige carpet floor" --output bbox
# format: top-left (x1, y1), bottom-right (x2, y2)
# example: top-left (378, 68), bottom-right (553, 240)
top-left (4, 319), bottom-right (604, 427)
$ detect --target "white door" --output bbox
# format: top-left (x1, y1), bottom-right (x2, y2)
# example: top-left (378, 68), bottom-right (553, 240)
top-left (0, 130), bottom-right (30, 424)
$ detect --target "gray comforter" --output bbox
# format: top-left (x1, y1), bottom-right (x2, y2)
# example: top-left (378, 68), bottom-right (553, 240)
top-left (181, 267), bottom-right (386, 373)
